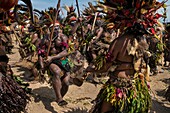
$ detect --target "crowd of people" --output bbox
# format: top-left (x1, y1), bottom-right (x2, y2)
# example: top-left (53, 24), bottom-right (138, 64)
top-left (0, 0), bottom-right (170, 113)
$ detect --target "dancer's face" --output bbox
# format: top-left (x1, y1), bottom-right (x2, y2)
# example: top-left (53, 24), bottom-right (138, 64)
top-left (70, 20), bottom-right (76, 26)
top-left (53, 25), bottom-right (60, 36)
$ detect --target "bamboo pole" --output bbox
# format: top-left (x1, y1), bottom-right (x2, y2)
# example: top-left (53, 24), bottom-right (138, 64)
top-left (75, 0), bottom-right (84, 41)
top-left (46, 0), bottom-right (61, 58)
top-left (92, 12), bottom-right (99, 32)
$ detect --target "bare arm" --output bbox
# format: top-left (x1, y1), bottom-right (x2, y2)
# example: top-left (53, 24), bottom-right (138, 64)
top-left (91, 27), bottom-right (103, 43)
top-left (31, 33), bottom-right (39, 44)
top-left (95, 27), bottom-right (103, 40)
top-left (50, 50), bottom-right (70, 60)
top-left (48, 34), bottom-right (70, 61)
top-left (39, 55), bottom-right (44, 69)
top-left (86, 39), bottom-right (119, 73)
top-left (86, 62), bottom-right (113, 73)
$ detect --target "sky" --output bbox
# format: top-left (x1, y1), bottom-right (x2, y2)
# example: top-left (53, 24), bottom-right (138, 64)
top-left (19, 0), bottom-right (170, 22)
top-left (157, 0), bottom-right (170, 22)
top-left (31, 0), bottom-right (94, 10)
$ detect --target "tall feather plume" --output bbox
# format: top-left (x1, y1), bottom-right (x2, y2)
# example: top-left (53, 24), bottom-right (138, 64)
top-left (63, 5), bottom-right (70, 13)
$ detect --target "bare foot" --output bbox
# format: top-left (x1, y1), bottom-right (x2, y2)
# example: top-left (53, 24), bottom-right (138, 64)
top-left (57, 100), bottom-right (68, 106)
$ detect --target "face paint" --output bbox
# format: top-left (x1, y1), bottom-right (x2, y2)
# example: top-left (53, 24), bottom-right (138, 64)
top-left (70, 21), bottom-right (76, 26)
top-left (96, 20), bottom-right (102, 26)
top-left (54, 27), bottom-right (59, 32)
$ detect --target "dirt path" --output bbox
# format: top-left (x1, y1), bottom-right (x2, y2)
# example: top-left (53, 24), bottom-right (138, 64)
top-left (8, 43), bottom-right (170, 113)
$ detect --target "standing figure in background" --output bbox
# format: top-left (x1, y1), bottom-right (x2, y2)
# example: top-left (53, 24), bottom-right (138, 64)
top-left (148, 36), bottom-right (160, 75)
top-left (164, 26), bottom-right (170, 67)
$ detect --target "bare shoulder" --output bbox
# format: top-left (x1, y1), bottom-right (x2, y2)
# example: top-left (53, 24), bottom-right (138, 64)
top-left (117, 34), bottom-right (133, 43)
top-left (109, 34), bottom-right (133, 50)
top-left (111, 35), bottom-right (125, 45)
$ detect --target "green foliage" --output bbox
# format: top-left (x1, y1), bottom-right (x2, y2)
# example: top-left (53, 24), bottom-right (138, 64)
top-left (24, 37), bottom-right (37, 52)
top-left (96, 77), bottom-right (151, 113)
top-left (94, 54), bottom-right (106, 70)
top-left (30, 44), bottom-right (37, 52)
top-left (12, 75), bottom-right (32, 94)
top-left (84, 32), bottom-right (94, 44)
top-left (63, 25), bottom-right (72, 36)
top-left (156, 42), bottom-right (164, 52)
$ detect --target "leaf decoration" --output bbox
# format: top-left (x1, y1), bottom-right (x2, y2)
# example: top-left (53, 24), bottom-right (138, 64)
top-left (94, 54), bottom-right (106, 70)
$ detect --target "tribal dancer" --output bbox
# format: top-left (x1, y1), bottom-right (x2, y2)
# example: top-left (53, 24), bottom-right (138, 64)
top-left (45, 21), bottom-right (75, 106)
top-left (83, 0), bottom-right (167, 113)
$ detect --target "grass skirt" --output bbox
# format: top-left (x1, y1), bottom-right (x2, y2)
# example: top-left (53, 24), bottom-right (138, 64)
top-left (89, 76), bottom-right (151, 113)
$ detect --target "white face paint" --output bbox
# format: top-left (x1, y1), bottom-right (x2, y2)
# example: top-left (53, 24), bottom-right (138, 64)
top-left (54, 26), bottom-right (60, 31)
top-left (156, 27), bottom-right (164, 39)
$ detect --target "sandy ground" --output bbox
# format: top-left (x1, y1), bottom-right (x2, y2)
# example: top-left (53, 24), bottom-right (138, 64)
top-left (7, 43), bottom-right (170, 113)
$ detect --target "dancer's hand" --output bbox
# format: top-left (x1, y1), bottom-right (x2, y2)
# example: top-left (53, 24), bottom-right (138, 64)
top-left (45, 56), bottom-right (53, 65)
top-left (84, 66), bottom-right (95, 73)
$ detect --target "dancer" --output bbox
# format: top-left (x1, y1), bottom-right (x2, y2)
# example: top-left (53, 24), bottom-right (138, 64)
top-left (84, 0), bottom-right (167, 112)
top-left (45, 22), bottom-right (71, 106)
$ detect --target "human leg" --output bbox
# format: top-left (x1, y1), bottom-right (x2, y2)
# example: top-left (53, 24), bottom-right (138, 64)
top-left (61, 72), bottom-right (70, 97)
top-left (100, 101), bottom-right (113, 113)
top-left (31, 65), bottom-right (39, 80)
top-left (49, 64), bottom-right (63, 103)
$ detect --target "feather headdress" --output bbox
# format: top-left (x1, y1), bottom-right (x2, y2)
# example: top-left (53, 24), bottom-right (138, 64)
top-left (97, 0), bottom-right (167, 36)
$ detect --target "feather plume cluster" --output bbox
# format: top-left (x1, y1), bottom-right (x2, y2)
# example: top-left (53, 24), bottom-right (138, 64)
top-left (96, 0), bottom-right (167, 35)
